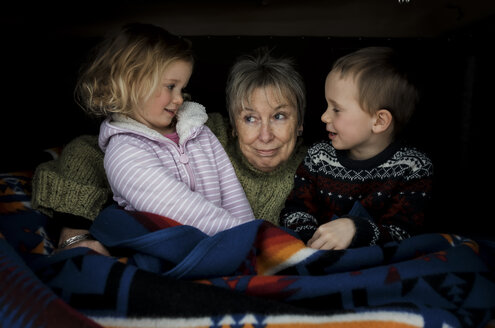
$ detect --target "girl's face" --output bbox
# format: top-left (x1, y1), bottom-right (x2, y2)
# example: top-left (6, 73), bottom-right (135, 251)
top-left (321, 71), bottom-right (377, 160)
top-left (234, 86), bottom-right (301, 172)
top-left (131, 60), bottom-right (193, 135)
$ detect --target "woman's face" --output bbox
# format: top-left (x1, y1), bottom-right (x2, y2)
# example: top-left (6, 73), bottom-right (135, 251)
top-left (234, 86), bottom-right (301, 172)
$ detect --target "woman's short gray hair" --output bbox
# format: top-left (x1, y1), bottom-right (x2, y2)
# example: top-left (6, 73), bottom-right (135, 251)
top-left (225, 48), bottom-right (306, 131)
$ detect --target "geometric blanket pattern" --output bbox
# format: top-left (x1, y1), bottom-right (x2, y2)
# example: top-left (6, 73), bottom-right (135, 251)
top-left (1, 204), bottom-right (495, 328)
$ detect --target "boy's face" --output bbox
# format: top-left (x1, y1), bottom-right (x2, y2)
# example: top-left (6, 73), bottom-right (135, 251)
top-left (321, 71), bottom-right (378, 160)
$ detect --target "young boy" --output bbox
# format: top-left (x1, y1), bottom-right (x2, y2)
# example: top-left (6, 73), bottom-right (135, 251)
top-left (279, 47), bottom-right (433, 250)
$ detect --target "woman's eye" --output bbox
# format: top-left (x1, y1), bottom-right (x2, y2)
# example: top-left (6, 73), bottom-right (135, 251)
top-left (243, 115), bottom-right (256, 123)
top-left (333, 107), bottom-right (340, 113)
top-left (274, 113), bottom-right (286, 120)
top-left (166, 84), bottom-right (175, 90)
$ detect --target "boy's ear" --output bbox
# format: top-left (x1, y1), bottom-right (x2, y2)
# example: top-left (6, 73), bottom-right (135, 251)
top-left (372, 109), bottom-right (393, 133)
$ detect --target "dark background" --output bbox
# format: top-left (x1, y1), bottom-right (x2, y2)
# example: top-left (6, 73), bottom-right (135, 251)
top-left (2, 0), bottom-right (494, 237)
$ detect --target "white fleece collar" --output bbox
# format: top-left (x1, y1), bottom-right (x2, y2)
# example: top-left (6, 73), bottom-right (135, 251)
top-left (175, 101), bottom-right (208, 141)
top-left (110, 101), bottom-right (208, 143)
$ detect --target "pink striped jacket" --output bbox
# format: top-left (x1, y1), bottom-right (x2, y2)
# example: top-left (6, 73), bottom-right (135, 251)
top-left (98, 101), bottom-right (255, 236)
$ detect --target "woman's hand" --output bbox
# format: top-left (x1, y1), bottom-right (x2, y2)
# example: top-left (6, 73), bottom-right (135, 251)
top-left (58, 227), bottom-right (110, 256)
top-left (307, 218), bottom-right (356, 250)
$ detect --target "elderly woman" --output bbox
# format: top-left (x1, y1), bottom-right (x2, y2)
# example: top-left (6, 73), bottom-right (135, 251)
top-left (207, 49), bottom-right (307, 224)
top-left (31, 48), bottom-right (307, 252)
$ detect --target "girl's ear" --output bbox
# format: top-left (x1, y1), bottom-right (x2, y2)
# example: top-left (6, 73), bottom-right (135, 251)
top-left (372, 109), bottom-right (393, 133)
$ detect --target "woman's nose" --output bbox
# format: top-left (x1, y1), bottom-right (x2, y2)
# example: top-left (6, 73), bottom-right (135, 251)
top-left (258, 122), bottom-right (274, 142)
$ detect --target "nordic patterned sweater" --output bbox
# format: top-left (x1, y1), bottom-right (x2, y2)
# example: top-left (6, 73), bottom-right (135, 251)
top-left (99, 101), bottom-right (255, 236)
top-left (279, 139), bottom-right (433, 247)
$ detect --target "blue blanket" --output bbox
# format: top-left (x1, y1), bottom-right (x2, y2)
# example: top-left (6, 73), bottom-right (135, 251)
top-left (2, 204), bottom-right (495, 328)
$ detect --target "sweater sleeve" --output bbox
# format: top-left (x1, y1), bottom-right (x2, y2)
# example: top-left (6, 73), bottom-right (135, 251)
top-left (349, 152), bottom-right (434, 248)
top-left (31, 135), bottom-right (111, 221)
top-left (104, 133), bottom-right (253, 236)
top-left (279, 154), bottom-right (320, 243)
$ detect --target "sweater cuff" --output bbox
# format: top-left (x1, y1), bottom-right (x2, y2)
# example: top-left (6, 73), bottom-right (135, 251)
top-left (31, 168), bottom-right (110, 221)
top-left (348, 216), bottom-right (380, 248)
top-left (280, 211), bottom-right (318, 244)
top-left (53, 212), bottom-right (93, 230)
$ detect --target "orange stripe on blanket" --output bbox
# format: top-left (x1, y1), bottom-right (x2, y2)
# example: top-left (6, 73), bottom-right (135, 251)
top-left (263, 322), bottom-right (420, 327)
top-left (97, 322), bottom-right (418, 328)
top-left (257, 238), bottom-right (307, 273)
top-left (440, 233), bottom-right (454, 245)
top-left (440, 233), bottom-right (479, 254)
top-left (94, 314), bottom-right (424, 328)
top-left (255, 224), bottom-right (308, 274)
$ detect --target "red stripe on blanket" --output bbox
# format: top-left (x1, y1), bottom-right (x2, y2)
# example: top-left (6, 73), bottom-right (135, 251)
top-left (130, 210), bottom-right (183, 232)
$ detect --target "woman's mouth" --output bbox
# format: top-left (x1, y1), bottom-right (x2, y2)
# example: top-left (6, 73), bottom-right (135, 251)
top-left (328, 131), bottom-right (337, 140)
top-left (256, 148), bottom-right (278, 157)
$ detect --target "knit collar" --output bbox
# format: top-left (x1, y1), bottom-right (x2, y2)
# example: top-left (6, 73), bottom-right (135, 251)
top-left (336, 140), bottom-right (402, 170)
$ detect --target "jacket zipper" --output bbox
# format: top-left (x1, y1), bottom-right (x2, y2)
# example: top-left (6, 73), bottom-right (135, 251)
top-left (158, 129), bottom-right (198, 192)
top-left (105, 115), bottom-right (199, 191)
top-left (177, 143), bottom-right (196, 191)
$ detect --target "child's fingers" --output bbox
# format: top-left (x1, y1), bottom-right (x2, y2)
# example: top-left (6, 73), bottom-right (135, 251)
top-left (308, 234), bottom-right (334, 250)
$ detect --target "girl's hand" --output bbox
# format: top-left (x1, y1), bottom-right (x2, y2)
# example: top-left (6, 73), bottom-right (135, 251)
top-left (57, 228), bottom-right (110, 256)
top-left (60, 239), bottom-right (111, 256)
top-left (307, 218), bottom-right (356, 250)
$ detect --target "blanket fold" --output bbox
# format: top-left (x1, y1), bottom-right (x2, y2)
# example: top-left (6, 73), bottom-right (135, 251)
top-left (1, 204), bottom-right (495, 328)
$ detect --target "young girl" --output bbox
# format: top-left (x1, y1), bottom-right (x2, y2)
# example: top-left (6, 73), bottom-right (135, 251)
top-left (75, 23), bottom-right (255, 237)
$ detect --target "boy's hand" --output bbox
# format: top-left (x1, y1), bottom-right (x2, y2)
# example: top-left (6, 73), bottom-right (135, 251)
top-left (307, 218), bottom-right (356, 250)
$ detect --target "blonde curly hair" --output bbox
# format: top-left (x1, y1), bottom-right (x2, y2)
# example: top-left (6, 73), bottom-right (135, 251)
top-left (75, 23), bottom-right (194, 117)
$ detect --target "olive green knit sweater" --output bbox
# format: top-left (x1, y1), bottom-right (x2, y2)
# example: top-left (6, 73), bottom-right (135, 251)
top-left (31, 113), bottom-right (307, 226)
top-left (31, 135), bottom-right (110, 221)
top-left (206, 113), bottom-right (307, 225)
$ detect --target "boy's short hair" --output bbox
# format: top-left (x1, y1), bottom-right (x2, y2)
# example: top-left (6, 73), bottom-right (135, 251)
top-left (331, 46), bottom-right (418, 136)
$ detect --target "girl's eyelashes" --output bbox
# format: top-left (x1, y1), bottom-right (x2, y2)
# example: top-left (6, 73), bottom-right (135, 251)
top-left (164, 84), bottom-right (189, 97)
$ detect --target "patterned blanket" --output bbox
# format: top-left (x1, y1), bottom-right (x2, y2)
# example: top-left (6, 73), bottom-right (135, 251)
top-left (1, 203), bottom-right (495, 328)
